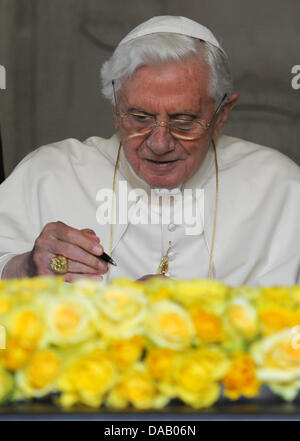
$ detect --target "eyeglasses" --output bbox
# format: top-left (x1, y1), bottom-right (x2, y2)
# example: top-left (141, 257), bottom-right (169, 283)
top-left (112, 80), bottom-right (228, 141)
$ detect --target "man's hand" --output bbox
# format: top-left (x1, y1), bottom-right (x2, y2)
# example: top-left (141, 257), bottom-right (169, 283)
top-left (2, 222), bottom-right (108, 281)
top-left (137, 274), bottom-right (168, 282)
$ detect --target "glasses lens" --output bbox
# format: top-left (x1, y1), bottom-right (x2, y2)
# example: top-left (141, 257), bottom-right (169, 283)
top-left (170, 120), bottom-right (205, 140)
top-left (172, 120), bottom-right (200, 132)
top-left (122, 114), bottom-right (153, 135)
top-left (120, 113), bottom-right (205, 140)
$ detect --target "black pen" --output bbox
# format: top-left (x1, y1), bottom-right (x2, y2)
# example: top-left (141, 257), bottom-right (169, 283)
top-left (98, 252), bottom-right (117, 266)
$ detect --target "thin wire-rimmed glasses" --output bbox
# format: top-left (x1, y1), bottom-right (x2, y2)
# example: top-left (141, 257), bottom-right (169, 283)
top-left (112, 80), bottom-right (228, 141)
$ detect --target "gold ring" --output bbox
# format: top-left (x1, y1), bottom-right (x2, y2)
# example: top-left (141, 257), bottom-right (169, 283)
top-left (50, 255), bottom-right (68, 274)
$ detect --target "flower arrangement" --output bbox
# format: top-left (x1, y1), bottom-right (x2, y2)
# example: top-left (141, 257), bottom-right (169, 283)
top-left (0, 276), bottom-right (300, 409)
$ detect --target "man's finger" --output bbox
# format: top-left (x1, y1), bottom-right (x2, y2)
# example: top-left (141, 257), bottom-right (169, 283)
top-left (137, 274), bottom-right (168, 282)
top-left (67, 258), bottom-right (108, 274)
top-left (80, 229), bottom-right (101, 244)
top-left (53, 223), bottom-right (103, 256)
top-left (46, 237), bottom-right (103, 270)
top-left (64, 273), bottom-right (104, 283)
top-left (80, 228), bottom-right (97, 236)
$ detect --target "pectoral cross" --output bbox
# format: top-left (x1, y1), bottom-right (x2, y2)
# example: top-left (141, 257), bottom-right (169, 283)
top-left (157, 241), bottom-right (172, 275)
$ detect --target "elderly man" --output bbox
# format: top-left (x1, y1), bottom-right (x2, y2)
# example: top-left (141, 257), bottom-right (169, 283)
top-left (0, 16), bottom-right (299, 285)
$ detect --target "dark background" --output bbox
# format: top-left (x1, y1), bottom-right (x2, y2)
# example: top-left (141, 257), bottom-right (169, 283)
top-left (0, 0), bottom-right (299, 177)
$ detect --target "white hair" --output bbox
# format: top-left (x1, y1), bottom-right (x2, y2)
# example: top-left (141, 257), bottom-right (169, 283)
top-left (100, 33), bottom-right (233, 105)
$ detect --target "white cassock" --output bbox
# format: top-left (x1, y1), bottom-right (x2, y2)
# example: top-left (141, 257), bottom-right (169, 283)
top-left (0, 132), bottom-right (299, 286)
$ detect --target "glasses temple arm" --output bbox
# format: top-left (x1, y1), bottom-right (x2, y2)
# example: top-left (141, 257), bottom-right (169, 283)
top-left (214, 93), bottom-right (228, 116)
top-left (112, 80), bottom-right (119, 115)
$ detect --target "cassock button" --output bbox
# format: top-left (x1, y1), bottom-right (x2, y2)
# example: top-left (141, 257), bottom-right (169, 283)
top-left (168, 223), bottom-right (176, 232)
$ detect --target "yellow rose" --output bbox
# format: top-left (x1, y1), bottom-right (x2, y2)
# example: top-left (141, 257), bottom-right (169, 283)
top-left (110, 278), bottom-right (145, 291)
top-left (267, 381), bottom-right (300, 402)
top-left (21, 276), bottom-right (61, 292)
top-left (0, 367), bottom-right (14, 403)
top-left (225, 298), bottom-right (258, 339)
top-left (16, 349), bottom-right (62, 398)
top-left (178, 381), bottom-right (220, 409)
top-left (44, 294), bottom-right (97, 346)
top-left (260, 287), bottom-right (295, 309)
top-left (96, 286), bottom-right (147, 321)
top-left (0, 293), bottom-right (14, 316)
top-left (251, 328), bottom-right (300, 383)
top-left (6, 277), bottom-right (63, 303)
top-left (292, 309), bottom-right (300, 327)
top-left (259, 307), bottom-right (293, 336)
top-left (0, 280), bottom-right (7, 291)
top-left (146, 348), bottom-right (178, 382)
top-left (145, 300), bottom-right (195, 349)
top-left (175, 347), bottom-right (230, 385)
top-left (222, 351), bottom-right (260, 400)
top-left (9, 308), bottom-right (44, 349)
top-left (0, 338), bottom-right (34, 371)
top-left (189, 307), bottom-right (224, 343)
top-left (173, 347), bottom-right (230, 408)
top-left (143, 278), bottom-right (176, 303)
top-left (106, 363), bottom-right (168, 409)
top-left (110, 336), bottom-right (145, 371)
top-left (57, 349), bottom-right (116, 408)
top-left (172, 279), bottom-right (228, 314)
top-left (71, 279), bottom-right (104, 297)
top-left (228, 286), bottom-right (262, 303)
top-left (95, 286), bottom-right (148, 339)
top-left (289, 286), bottom-right (300, 307)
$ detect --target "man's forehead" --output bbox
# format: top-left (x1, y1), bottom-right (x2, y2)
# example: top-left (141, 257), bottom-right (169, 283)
top-left (119, 60), bottom-right (211, 110)
top-left (123, 58), bottom-right (209, 89)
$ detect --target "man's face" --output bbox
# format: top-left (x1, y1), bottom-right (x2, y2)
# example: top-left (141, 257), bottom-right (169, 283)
top-left (115, 57), bottom-right (225, 189)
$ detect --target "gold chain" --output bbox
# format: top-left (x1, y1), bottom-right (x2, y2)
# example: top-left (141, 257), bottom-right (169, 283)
top-left (208, 138), bottom-right (219, 279)
top-left (105, 141), bottom-right (122, 283)
top-left (106, 138), bottom-right (219, 282)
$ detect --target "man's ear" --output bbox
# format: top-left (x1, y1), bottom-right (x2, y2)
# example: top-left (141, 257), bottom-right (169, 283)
top-left (112, 106), bottom-right (120, 129)
top-left (212, 93), bottom-right (239, 137)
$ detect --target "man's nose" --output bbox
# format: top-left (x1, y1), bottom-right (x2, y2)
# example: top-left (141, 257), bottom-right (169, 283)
top-left (145, 124), bottom-right (176, 155)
